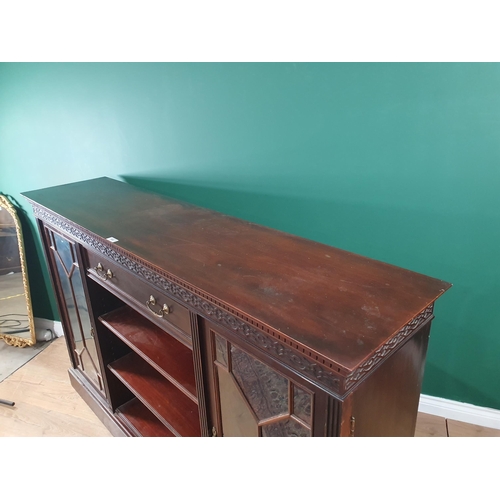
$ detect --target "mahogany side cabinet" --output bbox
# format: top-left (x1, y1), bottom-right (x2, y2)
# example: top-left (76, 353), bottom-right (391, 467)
top-left (23, 177), bottom-right (450, 437)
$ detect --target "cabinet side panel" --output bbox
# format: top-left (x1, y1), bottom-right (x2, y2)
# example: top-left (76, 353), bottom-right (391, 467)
top-left (350, 322), bottom-right (432, 437)
top-left (336, 394), bottom-right (353, 437)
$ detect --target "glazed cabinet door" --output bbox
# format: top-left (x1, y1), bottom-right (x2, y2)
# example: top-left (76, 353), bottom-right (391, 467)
top-left (41, 225), bottom-right (105, 395)
top-left (200, 320), bottom-right (329, 437)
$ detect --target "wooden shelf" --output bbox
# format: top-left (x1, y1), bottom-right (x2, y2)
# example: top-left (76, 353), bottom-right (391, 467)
top-left (109, 352), bottom-right (201, 437)
top-left (100, 306), bottom-right (197, 403)
top-left (116, 398), bottom-right (175, 437)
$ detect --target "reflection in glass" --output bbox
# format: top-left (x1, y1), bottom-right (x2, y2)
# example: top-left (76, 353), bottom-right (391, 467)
top-left (217, 365), bottom-right (258, 437)
top-left (0, 273), bottom-right (30, 339)
top-left (231, 345), bottom-right (289, 420)
top-left (293, 385), bottom-right (312, 425)
top-left (72, 267), bottom-right (93, 344)
top-left (0, 195), bottom-right (36, 347)
top-left (214, 333), bottom-right (228, 367)
top-left (54, 232), bottom-right (75, 275)
top-left (49, 230), bottom-right (102, 391)
top-left (213, 332), bottom-right (315, 437)
top-left (261, 418), bottom-right (311, 437)
top-left (54, 255), bottom-right (83, 345)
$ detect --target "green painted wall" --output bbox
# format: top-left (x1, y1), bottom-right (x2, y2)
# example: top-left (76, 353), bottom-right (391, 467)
top-left (1, 63), bottom-right (499, 410)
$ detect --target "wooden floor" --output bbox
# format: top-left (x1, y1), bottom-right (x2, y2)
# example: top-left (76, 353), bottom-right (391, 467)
top-left (0, 337), bottom-right (112, 437)
top-left (1, 337), bottom-right (499, 437)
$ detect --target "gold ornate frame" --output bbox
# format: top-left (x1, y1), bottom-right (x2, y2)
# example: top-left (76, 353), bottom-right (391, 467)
top-left (0, 195), bottom-right (36, 347)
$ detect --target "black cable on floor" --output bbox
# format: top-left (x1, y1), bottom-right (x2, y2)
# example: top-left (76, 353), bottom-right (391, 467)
top-left (0, 313), bottom-right (30, 335)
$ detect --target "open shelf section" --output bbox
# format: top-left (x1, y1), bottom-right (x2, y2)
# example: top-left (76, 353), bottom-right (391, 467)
top-left (109, 352), bottom-right (201, 437)
top-left (100, 306), bottom-right (197, 403)
top-left (116, 398), bottom-right (175, 437)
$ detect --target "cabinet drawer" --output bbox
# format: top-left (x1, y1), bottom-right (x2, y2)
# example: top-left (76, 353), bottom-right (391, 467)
top-left (84, 249), bottom-right (192, 345)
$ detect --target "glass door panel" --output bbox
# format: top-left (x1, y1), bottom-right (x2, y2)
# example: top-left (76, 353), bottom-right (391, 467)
top-left (47, 228), bottom-right (103, 393)
top-left (212, 331), bottom-right (313, 437)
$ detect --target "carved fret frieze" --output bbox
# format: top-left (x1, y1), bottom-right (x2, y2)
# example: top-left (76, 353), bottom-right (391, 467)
top-left (32, 204), bottom-right (435, 397)
top-left (33, 206), bottom-right (344, 393)
top-left (216, 316), bottom-right (342, 392)
top-left (344, 304), bottom-right (434, 391)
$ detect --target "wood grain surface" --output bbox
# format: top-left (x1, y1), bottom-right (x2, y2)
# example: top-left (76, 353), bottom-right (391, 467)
top-left (0, 338), bottom-right (112, 437)
top-left (22, 178), bottom-right (451, 371)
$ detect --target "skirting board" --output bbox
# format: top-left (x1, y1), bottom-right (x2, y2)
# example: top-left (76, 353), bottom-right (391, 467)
top-left (419, 394), bottom-right (500, 430)
top-left (30, 318), bottom-right (500, 431)
top-left (34, 317), bottom-right (64, 342)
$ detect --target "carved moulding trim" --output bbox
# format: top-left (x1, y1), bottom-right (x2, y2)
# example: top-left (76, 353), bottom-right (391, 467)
top-left (32, 206), bottom-right (344, 394)
top-left (31, 205), bottom-right (434, 397)
top-left (344, 304), bottom-right (435, 392)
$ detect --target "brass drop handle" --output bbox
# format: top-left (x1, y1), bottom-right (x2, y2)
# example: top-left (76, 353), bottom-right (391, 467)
top-left (94, 262), bottom-right (113, 281)
top-left (146, 295), bottom-right (170, 317)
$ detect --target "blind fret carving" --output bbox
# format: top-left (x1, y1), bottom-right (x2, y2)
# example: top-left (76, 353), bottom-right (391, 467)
top-left (32, 204), bottom-right (434, 397)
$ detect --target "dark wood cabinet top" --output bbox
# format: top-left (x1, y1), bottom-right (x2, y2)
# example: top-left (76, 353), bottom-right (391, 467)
top-left (23, 177), bottom-right (450, 373)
